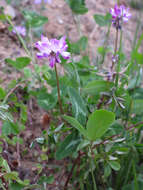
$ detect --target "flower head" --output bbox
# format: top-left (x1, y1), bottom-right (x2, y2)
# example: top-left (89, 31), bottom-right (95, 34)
top-left (110, 4), bottom-right (131, 28)
top-left (12, 26), bottom-right (26, 37)
top-left (112, 54), bottom-right (119, 63)
top-left (34, 0), bottom-right (52, 4)
top-left (35, 35), bottom-right (70, 68)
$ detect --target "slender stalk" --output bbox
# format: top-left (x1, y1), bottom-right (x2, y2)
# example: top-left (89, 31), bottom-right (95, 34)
top-left (73, 14), bottom-right (82, 38)
top-left (100, 23), bottom-right (111, 65)
top-left (29, 24), bottom-right (36, 64)
top-left (132, 159), bottom-right (139, 190)
top-left (0, 184), bottom-right (6, 190)
top-left (3, 83), bottom-right (22, 104)
top-left (92, 121), bottom-right (143, 150)
top-left (91, 163), bottom-right (97, 190)
top-left (115, 28), bottom-right (123, 88)
top-left (16, 134), bottom-right (21, 166)
top-left (55, 63), bottom-right (64, 114)
top-left (89, 145), bottom-right (97, 190)
top-left (132, 13), bottom-right (141, 50)
top-left (114, 28), bottom-right (119, 55)
top-left (111, 27), bottom-right (119, 70)
top-left (6, 16), bottom-right (31, 57)
top-left (64, 153), bottom-right (81, 190)
top-left (111, 0), bottom-right (120, 71)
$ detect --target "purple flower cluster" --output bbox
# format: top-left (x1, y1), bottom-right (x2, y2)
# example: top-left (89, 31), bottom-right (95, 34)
top-left (34, 0), bottom-right (52, 4)
top-left (35, 35), bottom-right (70, 68)
top-left (110, 4), bottom-right (131, 29)
top-left (12, 26), bottom-right (26, 37)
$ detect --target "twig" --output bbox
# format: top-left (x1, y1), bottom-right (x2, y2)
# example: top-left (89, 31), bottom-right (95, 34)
top-left (97, 95), bottom-right (105, 110)
top-left (17, 134), bottom-right (21, 167)
top-left (92, 121), bottom-right (143, 149)
top-left (64, 153), bottom-right (81, 190)
top-left (3, 83), bottom-right (22, 103)
top-left (126, 121), bottom-right (143, 131)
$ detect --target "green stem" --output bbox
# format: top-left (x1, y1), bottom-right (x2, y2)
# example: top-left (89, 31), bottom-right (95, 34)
top-left (100, 23), bottom-right (111, 65)
top-left (111, 27), bottom-right (119, 71)
top-left (73, 14), bottom-right (82, 38)
top-left (132, 159), bottom-right (139, 190)
top-left (89, 146), bottom-right (97, 190)
top-left (6, 16), bottom-right (31, 57)
top-left (114, 28), bottom-right (119, 55)
top-left (115, 28), bottom-right (123, 88)
top-left (55, 63), bottom-right (64, 114)
top-left (0, 184), bottom-right (6, 190)
top-left (29, 24), bottom-right (36, 64)
top-left (132, 13), bottom-right (141, 50)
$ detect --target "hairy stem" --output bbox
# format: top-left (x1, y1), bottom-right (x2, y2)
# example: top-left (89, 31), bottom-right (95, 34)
top-left (55, 63), bottom-right (64, 114)
top-left (111, 27), bottom-right (119, 70)
top-left (115, 28), bottom-right (123, 88)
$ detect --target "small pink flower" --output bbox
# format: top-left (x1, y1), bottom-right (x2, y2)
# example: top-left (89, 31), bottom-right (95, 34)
top-left (34, 0), bottom-right (52, 4)
top-left (35, 35), bottom-right (70, 68)
top-left (12, 26), bottom-right (26, 37)
top-left (110, 4), bottom-right (131, 28)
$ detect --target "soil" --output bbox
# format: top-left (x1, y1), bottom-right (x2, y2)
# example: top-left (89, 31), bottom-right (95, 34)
top-left (0, 0), bottom-right (142, 189)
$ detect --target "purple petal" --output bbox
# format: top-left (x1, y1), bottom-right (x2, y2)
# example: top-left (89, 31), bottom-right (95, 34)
top-left (49, 55), bottom-right (56, 68)
top-left (45, 0), bottom-right (52, 4)
top-left (55, 53), bottom-right (61, 63)
top-left (61, 51), bottom-right (70, 59)
top-left (12, 26), bottom-right (26, 37)
top-left (34, 0), bottom-right (41, 4)
top-left (37, 52), bottom-right (45, 59)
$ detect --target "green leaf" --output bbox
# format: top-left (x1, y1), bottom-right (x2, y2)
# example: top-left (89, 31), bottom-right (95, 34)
top-left (63, 115), bottom-right (87, 137)
top-left (55, 131), bottom-right (81, 160)
top-left (4, 172), bottom-right (18, 181)
top-left (70, 36), bottom-right (88, 54)
top-left (0, 110), bottom-right (13, 122)
top-left (68, 87), bottom-right (87, 121)
top-left (109, 161), bottom-right (121, 171)
top-left (9, 183), bottom-right (24, 190)
top-left (0, 87), bottom-right (6, 100)
top-left (83, 80), bottom-right (114, 96)
top-left (23, 10), bottom-right (48, 27)
top-left (3, 159), bottom-right (11, 172)
top-left (20, 104), bottom-right (27, 124)
top-left (131, 99), bottom-right (143, 115)
top-left (97, 46), bottom-right (111, 56)
top-left (0, 14), bottom-right (11, 20)
top-left (66, 0), bottom-right (88, 14)
top-left (104, 165), bottom-right (111, 178)
top-left (37, 90), bottom-right (58, 111)
top-left (38, 175), bottom-right (54, 185)
top-left (86, 110), bottom-right (115, 141)
top-left (79, 36), bottom-right (88, 51)
top-left (94, 13), bottom-right (112, 27)
top-left (2, 121), bottom-right (19, 135)
top-left (24, 68), bottom-right (32, 78)
top-left (35, 137), bottom-right (45, 145)
top-left (132, 51), bottom-right (143, 64)
top-left (9, 183), bottom-right (40, 190)
top-left (5, 57), bottom-right (31, 69)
